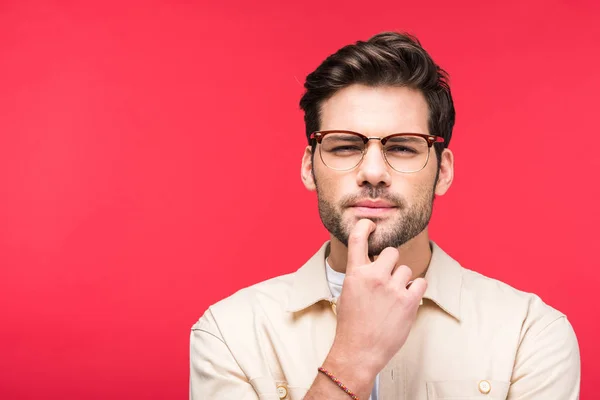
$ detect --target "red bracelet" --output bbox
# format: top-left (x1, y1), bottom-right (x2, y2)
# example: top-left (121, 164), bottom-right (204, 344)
top-left (317, 367), bottom-right (360, 400)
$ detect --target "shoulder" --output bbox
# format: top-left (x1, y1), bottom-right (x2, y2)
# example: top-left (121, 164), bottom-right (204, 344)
top-left (193, 241), bottom-right (330, 333)
top-left (430, 242), bottom-right (568, 329)
top-left (192, 272), bottom-right (295, 332)
top-left (460, 266), bottom-right (566, 329)
top-left (455, 260), bottom-right (579, 356)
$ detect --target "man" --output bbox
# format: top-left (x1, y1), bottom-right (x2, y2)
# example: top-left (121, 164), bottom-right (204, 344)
top-left (190, 32), bottom-right (580, 400)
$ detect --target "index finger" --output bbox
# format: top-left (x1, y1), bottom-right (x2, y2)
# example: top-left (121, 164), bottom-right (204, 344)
top-left (346, 219), bottom-right (376, 273)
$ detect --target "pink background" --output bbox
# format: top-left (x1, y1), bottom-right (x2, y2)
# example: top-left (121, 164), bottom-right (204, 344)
top-left (1, 1), bottom-right (598, 398)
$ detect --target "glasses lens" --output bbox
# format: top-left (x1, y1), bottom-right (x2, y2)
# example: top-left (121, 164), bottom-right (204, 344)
top-left (320, 133), bottom-right (365, 170)
top-left (383, 135), bottom-right (430, 172)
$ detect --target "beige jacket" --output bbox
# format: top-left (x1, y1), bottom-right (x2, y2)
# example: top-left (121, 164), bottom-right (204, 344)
top-left (190, 242), bottom-right (580, 399)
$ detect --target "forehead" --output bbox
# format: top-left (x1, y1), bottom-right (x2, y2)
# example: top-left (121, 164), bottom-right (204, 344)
top-left (319, 84), bottom-right (430, 136)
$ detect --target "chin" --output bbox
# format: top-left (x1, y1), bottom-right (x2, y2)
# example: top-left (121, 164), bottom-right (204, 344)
top-left (366, 241), bottom-right (391, 257)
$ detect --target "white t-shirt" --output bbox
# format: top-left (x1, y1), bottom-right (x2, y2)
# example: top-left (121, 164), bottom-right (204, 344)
top-left (325, 258), bottom-right (379, 400)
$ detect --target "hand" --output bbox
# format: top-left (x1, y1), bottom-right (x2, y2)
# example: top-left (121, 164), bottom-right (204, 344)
top-left (325, 218), bottom-right (427, 381)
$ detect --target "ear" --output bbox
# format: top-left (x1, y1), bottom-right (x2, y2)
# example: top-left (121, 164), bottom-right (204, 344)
top-left (301, 146), bottom-right (316, 191)
top-left (435, 148), bottom-right (454, 196)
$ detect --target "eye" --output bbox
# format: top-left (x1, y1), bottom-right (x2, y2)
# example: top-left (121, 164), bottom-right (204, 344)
top-left (387, 145), bottom-right (417, 154)
top-left (331, 145), bottom-right (362, 153)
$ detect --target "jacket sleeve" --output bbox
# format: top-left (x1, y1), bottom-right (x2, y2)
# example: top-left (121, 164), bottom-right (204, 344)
top-left (190, 308), bottom-right (259, 400)
top-left (508, 316), bottom-right (580, 399)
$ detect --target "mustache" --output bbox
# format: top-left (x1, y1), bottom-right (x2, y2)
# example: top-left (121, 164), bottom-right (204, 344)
top-left (340, 187), bottom-right (407, 208)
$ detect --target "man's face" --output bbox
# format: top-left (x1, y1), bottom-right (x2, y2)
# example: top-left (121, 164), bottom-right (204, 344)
top-left (302, 84), bottom-right (449, 256)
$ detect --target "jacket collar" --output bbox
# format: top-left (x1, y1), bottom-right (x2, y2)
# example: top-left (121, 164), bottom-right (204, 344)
top-left (285, 241), bottom-right (463, 321)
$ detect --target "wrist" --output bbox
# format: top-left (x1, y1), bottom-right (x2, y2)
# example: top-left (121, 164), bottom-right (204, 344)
top-left (322, 348), bottom-right (378, 395)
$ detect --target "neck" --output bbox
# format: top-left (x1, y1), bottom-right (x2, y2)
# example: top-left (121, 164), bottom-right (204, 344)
top-left (327, 228), bottom-right (432, 280)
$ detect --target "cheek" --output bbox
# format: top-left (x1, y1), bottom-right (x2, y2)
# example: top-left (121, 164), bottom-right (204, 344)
top-left (392, 173), bottom-right (435, 202)
top-left (392, 175), bottom-right (417, 194)
top-left (315, 170), bottom-right (351, 203)
top-left (412, 173), bottom-right (437, 201)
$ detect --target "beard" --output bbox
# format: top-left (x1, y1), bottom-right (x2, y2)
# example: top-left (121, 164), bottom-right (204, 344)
top-left (317, 183), bottom-right (435, 257)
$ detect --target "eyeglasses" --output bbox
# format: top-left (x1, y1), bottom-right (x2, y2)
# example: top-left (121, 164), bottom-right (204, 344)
top-left (309, 130), bottom-right (445, 173)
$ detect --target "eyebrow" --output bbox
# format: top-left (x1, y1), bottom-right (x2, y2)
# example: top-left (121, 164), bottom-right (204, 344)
top-left (385, 135), bottom-right (424, 143)
top-left (327, 134), bottom-right (364, 142)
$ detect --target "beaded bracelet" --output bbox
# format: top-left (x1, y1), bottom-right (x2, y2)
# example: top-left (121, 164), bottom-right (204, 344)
top-left (317, 367), bottom-right (360, 400)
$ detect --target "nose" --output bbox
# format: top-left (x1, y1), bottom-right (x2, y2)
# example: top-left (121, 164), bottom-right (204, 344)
top-left (355, 140), bottom-right (392, 187)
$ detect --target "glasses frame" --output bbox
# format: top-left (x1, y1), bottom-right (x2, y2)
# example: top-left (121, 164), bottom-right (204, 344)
top-left (309, 130), bottom-right (445, 173)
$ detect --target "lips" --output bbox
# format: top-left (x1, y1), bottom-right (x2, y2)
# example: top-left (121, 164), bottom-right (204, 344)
top-left (351, 200), bottom-right (396, 208)
top-left (348, 199), bottom-right (397, 217)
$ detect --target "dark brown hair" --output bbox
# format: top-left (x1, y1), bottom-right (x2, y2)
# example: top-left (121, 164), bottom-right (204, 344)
top-left (299, 32), bottom-right (455, 165)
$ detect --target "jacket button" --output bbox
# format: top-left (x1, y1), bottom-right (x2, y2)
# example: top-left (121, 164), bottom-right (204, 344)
top-left (276, 384), bottom-right (288, 399)
top-left (478, 380), bottom-right (491, 394)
